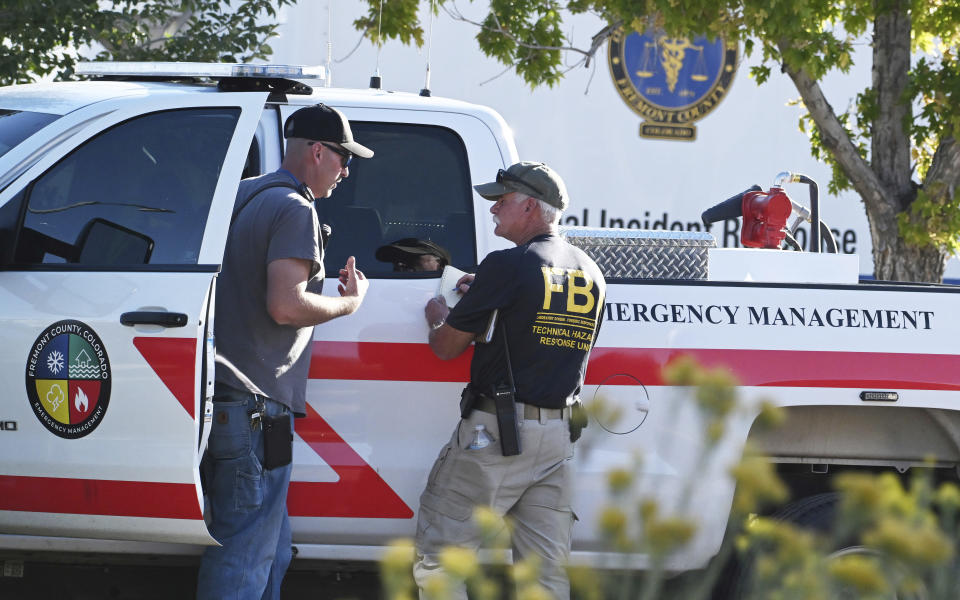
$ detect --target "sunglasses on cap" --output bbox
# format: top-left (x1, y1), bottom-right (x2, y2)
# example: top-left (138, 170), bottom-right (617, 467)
top-left (497, 168), bottom-right (543, 197)
top-left (310, 141), bottom-right (353, 168)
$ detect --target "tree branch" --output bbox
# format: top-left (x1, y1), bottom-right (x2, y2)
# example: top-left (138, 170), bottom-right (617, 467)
top-left (478, 60), bottom-right (519, 86)
top-left (441, 1), bottom-right (617, 63)
top-left (779, 42), bottom-right (895, 222)
top-left (336, 30), bottom-right (370, 63)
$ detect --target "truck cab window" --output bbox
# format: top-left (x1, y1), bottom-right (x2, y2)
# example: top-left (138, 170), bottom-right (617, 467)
top-left (316, 122), bottom-right (475, 278)
top-left (5, 107), bottom-right (240, 267)
top-left (0, 109), bottom-right (60, 159)
top-left (242, 137), bottom-right (261, 180)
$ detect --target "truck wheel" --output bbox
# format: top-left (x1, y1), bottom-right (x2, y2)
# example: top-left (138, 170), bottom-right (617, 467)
top-left (769, 491), bottom-right (839, 531)
top-left (722, 492), bottom-right (905, 599)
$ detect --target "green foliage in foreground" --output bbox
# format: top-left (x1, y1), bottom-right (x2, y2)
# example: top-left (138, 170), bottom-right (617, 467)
top-left (378, 357), bottom-right (960, 599)
top-left (0, 0), bottom-right (296, 86)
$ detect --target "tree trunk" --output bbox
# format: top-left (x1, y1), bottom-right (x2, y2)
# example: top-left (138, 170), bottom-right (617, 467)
top-left (864, 0), bottom-right (942, 280)
top-left (871, 0), bottom-right (913, 208)
top-left (871, 230), bottom-right (947, 282)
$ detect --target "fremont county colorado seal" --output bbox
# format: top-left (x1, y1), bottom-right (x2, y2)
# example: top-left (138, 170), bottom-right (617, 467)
top-left (25, 320), bottom-right (111, 439)
top-left (608, 27), bottom-right (738, 141)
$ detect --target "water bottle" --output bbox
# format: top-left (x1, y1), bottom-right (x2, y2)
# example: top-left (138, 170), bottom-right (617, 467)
top-left (468, 424), bottom-right (493, 450)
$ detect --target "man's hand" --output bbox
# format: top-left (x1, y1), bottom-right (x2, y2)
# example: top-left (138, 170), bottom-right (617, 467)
top-left (425, 296), bottom-right (450, 327)
top-left (424, 295), bottom-right (474, 360)
top-left (267, 256), bottom-right (367, 327)
top-left (455, 273), bottom-right (475, 294)
top-left (338, 256), bottom-right (369, 300)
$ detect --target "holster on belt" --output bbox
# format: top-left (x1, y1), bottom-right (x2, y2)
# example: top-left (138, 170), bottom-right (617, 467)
top-left (491, 383), bottom-right (521, 456)
top-left (569, 397), bottom-right (588, 443)
top-left (459, 385), bottom-right (477, 419)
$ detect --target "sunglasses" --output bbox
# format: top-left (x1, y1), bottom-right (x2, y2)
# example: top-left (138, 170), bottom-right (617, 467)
top-left (497, 168), bottom-right (542, 197)
top-left (311, 141), bottom-right (353, 168)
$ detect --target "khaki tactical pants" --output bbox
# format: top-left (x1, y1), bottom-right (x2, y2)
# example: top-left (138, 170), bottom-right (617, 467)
top-left (413, 406), bottom-right (575, 599)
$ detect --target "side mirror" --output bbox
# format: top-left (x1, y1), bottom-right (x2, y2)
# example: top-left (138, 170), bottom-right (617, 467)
top-left (75, 218), bottom-right (154, 265)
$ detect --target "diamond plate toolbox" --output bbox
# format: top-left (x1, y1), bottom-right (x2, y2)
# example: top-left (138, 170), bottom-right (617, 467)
top-left (560, 227), bottom-right (716, 280)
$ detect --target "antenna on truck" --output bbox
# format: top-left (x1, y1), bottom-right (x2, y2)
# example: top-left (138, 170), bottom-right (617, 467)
top-left (370, 0), bottom-right (384, 89)
top-left (325, 2), bottom-right (333, 87)
top-left (420, 0), bottom-right (436, 97)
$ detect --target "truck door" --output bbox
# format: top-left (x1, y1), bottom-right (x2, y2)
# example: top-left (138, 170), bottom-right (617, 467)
top-left (0, 92), bottom-right (265, 545)
top-left (274, 105), bottom-right (511, 547)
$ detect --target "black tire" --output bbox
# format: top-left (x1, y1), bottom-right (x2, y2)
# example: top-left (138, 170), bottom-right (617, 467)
top-left (718, 493), bottom-right (842, 600)
top-left (771, 491), bottom-right (840, 530)
top-left (721, 493), bottom-right (914, 599)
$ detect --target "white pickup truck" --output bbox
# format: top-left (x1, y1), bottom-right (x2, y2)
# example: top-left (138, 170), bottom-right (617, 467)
top-left (1, 63), bottom-right (958, 581)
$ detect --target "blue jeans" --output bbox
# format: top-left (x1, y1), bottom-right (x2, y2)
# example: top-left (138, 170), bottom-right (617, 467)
top-left (197, 385), bottom-right (293, 600)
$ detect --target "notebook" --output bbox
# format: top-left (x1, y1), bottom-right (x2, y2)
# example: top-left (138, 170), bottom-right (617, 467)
top-left (436, 265), bottom-right (497, 343)
top-left (437, 265), bottom-right (468, 307)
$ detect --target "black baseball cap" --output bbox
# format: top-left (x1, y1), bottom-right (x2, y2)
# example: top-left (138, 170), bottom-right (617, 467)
top-left (375, 238), bottom-right (451, 265)
top-left (283, 104), bottom-right (374, 158)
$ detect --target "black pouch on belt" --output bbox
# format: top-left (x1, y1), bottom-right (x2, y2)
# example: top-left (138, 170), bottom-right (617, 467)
top-left (492, 383), bottom-right (521, 456)
top-left (262, 413), bottom-right (293, 470)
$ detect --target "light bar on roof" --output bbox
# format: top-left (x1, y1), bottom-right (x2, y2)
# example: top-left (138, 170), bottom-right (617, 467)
top-left (75, 62), bottom-right (326, 81)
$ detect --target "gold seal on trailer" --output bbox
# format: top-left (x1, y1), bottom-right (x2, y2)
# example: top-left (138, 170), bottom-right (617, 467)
top-left (608, 27), bottom-right (739, 141)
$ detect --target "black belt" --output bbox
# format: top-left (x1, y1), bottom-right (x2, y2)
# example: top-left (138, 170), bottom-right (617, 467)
top-left (474, 395), bottom-right (568, 420)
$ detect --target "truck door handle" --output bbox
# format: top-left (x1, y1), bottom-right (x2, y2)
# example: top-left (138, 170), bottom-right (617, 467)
top-left (120, 311), bottom-right (189, 328)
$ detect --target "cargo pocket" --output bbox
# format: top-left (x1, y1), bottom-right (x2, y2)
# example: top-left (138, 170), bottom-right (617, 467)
top-left (234, 454), bottom-right (264, 513)
top-left (425, 444), bottom-right (453, 490)
top-left (420, 488), bottom-right (474, 522)
top-left (417, 487), bottom-right (478, 551)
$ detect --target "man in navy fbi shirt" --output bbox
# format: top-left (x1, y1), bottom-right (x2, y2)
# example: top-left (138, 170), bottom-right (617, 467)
top-left (414, 161), bottom-right (606, 598)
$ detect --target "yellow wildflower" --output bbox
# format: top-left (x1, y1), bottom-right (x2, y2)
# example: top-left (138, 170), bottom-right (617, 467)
top-left (663, 355), bottom-right (702, 386)
top-left (695, 369), bottom-right (738, 417)
top-left (828, 554), bottom-right (888, 595)
top-left (473, 506), bottom-right (510, 548)
top-left (599, 506), bottom-right (628, 539)
top-left (439, 546), bottom-right (479, 579)
top-left (512, 556), bottom-right (541, 586)
top-left (730, 456), bottom-right (788, 515)
top-left (470, 578), bottom-right (500, 600)
top-left (422, 573), bottom-right (450, 600)
top-left (607, 468), bottom-right (633, 495)
top-left (863, 516), bottom-right (953, 566)
top-left (516, 585), bottom-right (553, 600)
top-left (936, 482), bottom-right (960, 511)
top-left (567, 566), bottom-right (601, 600)
top-left (706, 419), bottom-right (725, 444)
top-left (754, 400), bottom-right (786, 429)
top-left (639, 499), bottom-right (658, 522)
top-left (645, 517), bottom-right (696, 554)
top-left (381, 538), bottom-right (415, 571)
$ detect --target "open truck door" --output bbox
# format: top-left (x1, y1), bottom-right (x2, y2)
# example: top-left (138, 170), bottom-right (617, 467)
top-left (0, 88), bottom-right (266, 545)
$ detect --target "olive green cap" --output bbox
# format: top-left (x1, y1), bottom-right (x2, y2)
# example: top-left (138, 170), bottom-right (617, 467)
top-left (473, 161), bottom-right (568, 211)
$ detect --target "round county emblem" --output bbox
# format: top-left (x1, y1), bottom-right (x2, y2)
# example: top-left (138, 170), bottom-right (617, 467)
top-left (608, 27), bottom-right (739, 140)
top-left (25, 320), bottom-right (111, 439)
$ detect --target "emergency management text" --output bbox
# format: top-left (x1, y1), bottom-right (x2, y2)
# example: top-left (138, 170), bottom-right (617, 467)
top-left (604, 302), bottom-right (934, 330)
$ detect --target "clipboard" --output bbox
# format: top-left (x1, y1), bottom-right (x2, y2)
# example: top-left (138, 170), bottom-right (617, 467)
top-left (477, 309), bottom-right (498, 344)
top-left (437, 265), bottom-right (468, 307)
top-left (436, 265), bottom-right (497, 343)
